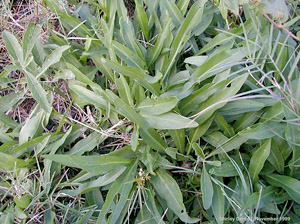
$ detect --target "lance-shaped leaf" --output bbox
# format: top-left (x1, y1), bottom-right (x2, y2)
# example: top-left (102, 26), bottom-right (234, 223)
top-left (3, 31), bottom-right (23, 65)
top-left (201, 166), bottom-right (213, 209)
top-left (23, 23), bottom-right (40, 61)
top-left (151, 168), bottom-right (200, 223)
top-left (26, 72), bottom-right (52, 113)
top-left (147, 19), bottom-right (171, 67)
top-left (115, 74), bottom-right (134, 107)
top-left (106, 90), bottom-right (167, 151)
top-left (249, 139), bottom-right (271, 183)
top-left (161, 0), bottom-right (184, 27)
top-left (102, 59), bottom-right (160, 94)
top-left (42, 154), bottom-right (131, 175)
top-left (0, 152), bottom-right (28, 171)
top-left (112, 41), bottom-right (146, 69)
top-left (69, 84), bottom-right (107, 110)
top-left (193, 75), bottom-right (248, 125)
top-left (97, 160), bottom-right (137, 224)
top-left (0, 93), bottom-right (23, 113)
top-left (62, 167), bottom-right (126, 196)
top-left (137, 96), bottom-right (179, 115)
top-left (239, 121), bottom-right (285, 140)
top-left (169, 129), bottom-right (185, 153)
top-left (264, 174), bottom-right (300, 204)
top-left (141, 112), bottom-right (198, 130)
top-left (135, 0), bottom-right (149, 40)
top-left (164, 0), bottom-right (207, 77)
top-left (212, 182), bottom-right (225, 224)
top-left (37, 45), bottom-right (70, 78)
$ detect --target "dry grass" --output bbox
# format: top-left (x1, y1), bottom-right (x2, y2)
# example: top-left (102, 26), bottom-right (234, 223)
top-left (0, 0), bottom-right (57, 70)
top-left (0, 0), bottom-right (71, 125)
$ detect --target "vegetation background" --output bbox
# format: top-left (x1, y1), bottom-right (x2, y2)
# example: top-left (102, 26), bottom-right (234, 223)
top-left (0, 0), bottom-right (300, 223)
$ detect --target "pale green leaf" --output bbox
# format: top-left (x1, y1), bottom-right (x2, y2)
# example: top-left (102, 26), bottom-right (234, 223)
top-left (37, 45), bottom-right (70, 78)
top-left (26, 72), bottom-right (52, 113)
top-left (142, 112), bottom-right (198, 130)
top-left (97, 160), bottom-right (137, 224)
top-left (23, 23), bottom-right (41, 61)
top-left (3, 31), bottom-right (23, 65)
top-left (249, 139), bottom-right (271, 183)
top-left (201, 166), bottom-right (213, 209)
top-left (264, 174), bottom-right (300, 204)
top-left (151, 168), bottom-right (200, 223)
top-left (137, 96), bottom-right (179, 115)
top-left (43, 154), bottom-right (131, 175)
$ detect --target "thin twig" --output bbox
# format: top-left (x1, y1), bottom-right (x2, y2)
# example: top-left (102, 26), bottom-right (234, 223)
top-left (260, 9), bottom-right (300, 42)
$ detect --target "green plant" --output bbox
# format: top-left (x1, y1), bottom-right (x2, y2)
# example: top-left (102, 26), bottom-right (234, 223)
top-left (1, 0), bottom-right (300, 223)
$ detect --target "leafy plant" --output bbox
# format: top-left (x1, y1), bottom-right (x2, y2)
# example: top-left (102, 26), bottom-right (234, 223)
top-left (1, 0), bottom-right (300, 223)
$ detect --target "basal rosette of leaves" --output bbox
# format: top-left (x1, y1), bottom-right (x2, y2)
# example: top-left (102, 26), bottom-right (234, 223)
top-left (1, 0), bottom-right (300, 223)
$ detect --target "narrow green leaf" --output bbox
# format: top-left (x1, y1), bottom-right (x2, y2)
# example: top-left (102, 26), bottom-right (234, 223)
top-left (43, 154), bottom-right (131, 175)
top-left (26, 72), bottom-right (52, 113)
top-left (0, 152), bottom-right (28, 171)
top-left (68, 132), bottom-right (104, 155)
top-left (137, 96), bottom-right (179, 115)
top-left (3, 31), bottom-right (23, 65)
top-left (135, 0), bottom-right (149, 40)
top-left (131, 125), bottom-right (139, 152)
top-left (23, 23), bottom-right (40, 61)
top-left (239, 121), bottom-right (285, 139)
top-left (201, 166), bottom-right (213, 210)
top-left (249, 139), bottom-right (271, 183)
top-left (60, 13), bottom-right (92, 36)
top-left (192, 143), bottom-right (205, 159)
top-left (63, 167), bottom-right (126, 196)
top-left (164, 0), bottom-right (207, 76)
top-left (179, 80), bottom-right (228, 116)
top-left (97, 160), bottom-right (137, 224)
top-left (112, 41), bottom-right (146, 69)
top-left (69, 84), bottom-right (107, 110)
top-left (147, 19), bottom-right (171, 67)
top-left (116, 75), bottom-right (134, 107)
top-left (177, 0), bottom-right (190, 14)
top-left (192, 48), bottom-right (254, 82)
top-left (184, 55), bottom-right (208, 66)
top-left (215, 113), bottom-right (235, 137)
top-left (9, 133), bottom-right (56, 157)
top-left (151, 168), bottom-right (200, 223)
top-left (220, 100), bottom-right (265, 116)
top-left (169, 129), bottom-right (185, 153)
top-left (168, 70), bottom-right (190, 88)
top-left (76, 207), bottom-right (96, 224)
top-left (0, 111), bottom-right (18, 128)
top-left (187, 115), bottom-right (214, 155)
top-left (0, 92), bottom-right (23, 113)
top-left (209, 162), bottom-right (239, 177)
top-left (245, 186), bottom-right (276, 209)
top-left (37, 45), bottom-right (70, 78)
top-left (19, 111), bottom-right (44, 145)
top-left (193, 75), bottom-right (248, 125)
top-left (212, 182), bottom-right (225, 224)
top-left (264, 174), bottom-right (300, 204)
top-left (233, 111), bottom-right (264, 132)
top-left (142, 112), bottom-right (198, 130)
top-left (120, 20), bottom-right (144, 59)
top-left (268, 139), bottom-right (284, 173)
top-left (106, 90), bottom-right (167, 152)
top-left (161, 0), bottom-right (184, 27)
top-left (102, 59), bottom-right (160, 94)
top-left (207, 133), bottom-right (248, 158)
